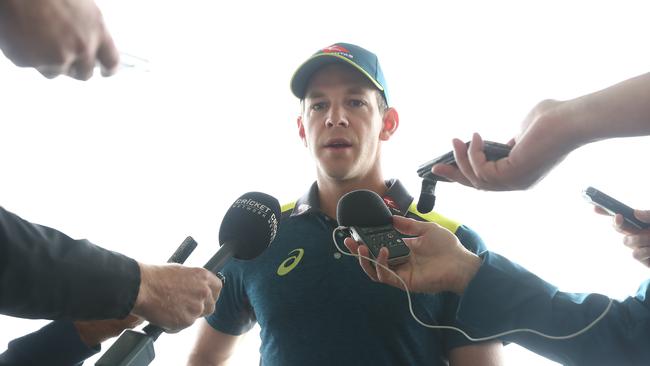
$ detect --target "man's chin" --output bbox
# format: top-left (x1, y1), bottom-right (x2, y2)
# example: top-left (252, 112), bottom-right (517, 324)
top-left (318, 165), bottom-right (353, 181)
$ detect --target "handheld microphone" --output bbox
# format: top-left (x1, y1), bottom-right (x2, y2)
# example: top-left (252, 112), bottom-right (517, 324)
top-left (203, 191), bottom-right (280, 272)
top-left (416, 140), bottom-right (512, 213)
top-left (96, 192), bottom-right (280, 366)
top-left (337, 190), bottom-right (410, 266)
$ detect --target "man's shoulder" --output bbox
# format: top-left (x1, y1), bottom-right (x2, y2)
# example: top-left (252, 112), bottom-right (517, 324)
top-left (405, 203), bottom-right (462, 234)
top-left (406, 203), bottom-right (486, 254)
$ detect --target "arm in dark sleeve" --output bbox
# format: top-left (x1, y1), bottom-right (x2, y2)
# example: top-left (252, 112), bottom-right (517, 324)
top-left (457, 251), bottom-right (650, 366)
top-left (440, 225), bottom-right (491, 353)
top-left (0, 320), bottom-right (99, 366)
top-left (0, 206), bottom-right (140, 320)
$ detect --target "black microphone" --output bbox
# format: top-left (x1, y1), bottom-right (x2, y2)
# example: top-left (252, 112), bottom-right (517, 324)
top-left (416, 140), bottom-right (512, 213)
top-left (337, 190), bottom-right (410, 266)
top-left (204, 191), bottom-right (280, 272)
top-left (417, 178), bottom-right (437, 214)
top-left (96, 192), bottom-right (280, 366)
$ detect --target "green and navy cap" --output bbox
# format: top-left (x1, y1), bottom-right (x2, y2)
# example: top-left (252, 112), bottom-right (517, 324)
top-left (290, 42), bottom-right (390, 106)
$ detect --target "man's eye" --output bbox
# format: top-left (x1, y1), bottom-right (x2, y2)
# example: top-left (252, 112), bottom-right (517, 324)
top-left (349, 99), bottom-right (366, 107)
top-left (311, 102), bottom-right (326, 111)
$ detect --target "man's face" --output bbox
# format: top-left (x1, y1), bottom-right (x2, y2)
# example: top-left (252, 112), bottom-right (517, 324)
top-left (297, 63), bottom-right (396, 182)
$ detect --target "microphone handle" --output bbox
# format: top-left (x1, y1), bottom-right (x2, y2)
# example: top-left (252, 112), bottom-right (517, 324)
top-left (167, 236), bottom-right (198, 264)
top-left (203, 242), bottom-right (235, 274)
top-left (143, 241), bottom-right (234, 340)
top-left (141, 236), bottom-right (198, 341)
top-left (417, 178), bottom-right (437, 213)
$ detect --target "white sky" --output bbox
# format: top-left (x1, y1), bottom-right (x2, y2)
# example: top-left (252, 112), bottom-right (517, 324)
top-left (1, 0), bottom-right (649, 365)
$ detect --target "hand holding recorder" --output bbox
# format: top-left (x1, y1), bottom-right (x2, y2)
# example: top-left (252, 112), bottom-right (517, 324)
top-left (344, 215), bottom-right (481, 295)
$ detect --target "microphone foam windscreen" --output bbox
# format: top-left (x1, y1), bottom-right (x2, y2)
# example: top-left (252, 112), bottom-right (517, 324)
top-left (416, 179), bottom-right (436, 213)
top-left (218, 192), bottom-right (281, 260)
top-left (336, 189), bottom-right (393, 227)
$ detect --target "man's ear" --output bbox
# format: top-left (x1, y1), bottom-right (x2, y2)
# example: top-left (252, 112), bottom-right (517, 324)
top-left (379, 107), bottom-right (399, 141)
top-left (297, 116), bottom-right (307, 147)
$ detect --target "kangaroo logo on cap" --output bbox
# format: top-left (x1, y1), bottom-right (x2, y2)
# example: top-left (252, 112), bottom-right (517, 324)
top-left (321, 45), bottom-right (353, 59)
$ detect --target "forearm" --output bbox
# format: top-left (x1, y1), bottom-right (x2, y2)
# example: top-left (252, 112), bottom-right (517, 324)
top-left (553, 72), bottom-right (650, 146)
top-left (457, 251), bottom-right (650, 365)
top-left (0, 206), bottom-right (141, 320)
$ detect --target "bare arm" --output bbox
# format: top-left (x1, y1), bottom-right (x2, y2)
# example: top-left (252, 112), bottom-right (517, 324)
top-left (433, 72), bottom-right (650, 191)
top-left (187, 319), bottom-right (241, 366)
top-left (449, 342), bottom-right (504, 366)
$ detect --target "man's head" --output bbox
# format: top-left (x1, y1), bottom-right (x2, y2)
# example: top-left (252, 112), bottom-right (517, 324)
top-left (291, 43), bottom-right (390, 109)
top-left (291, 43), bottom-right (399, 183)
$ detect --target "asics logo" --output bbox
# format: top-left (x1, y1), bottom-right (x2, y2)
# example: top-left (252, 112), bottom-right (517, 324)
top-left (277, 248), bottom-right (304, 276)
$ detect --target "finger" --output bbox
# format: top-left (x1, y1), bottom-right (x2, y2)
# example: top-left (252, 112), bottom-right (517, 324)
top-left (357, 245), bottom-right (379, 282)
top-left (393, 215), bottom-right (434, 237)
top-left (344, 237), bottom-right (360, 254)
top-left (506, 137), bottom-right (516, 147)
top-left (593, 206), bottom-right (611, 216)
top-left (632, 247), bottom-right (650, 263)
top-left (624, 234), bottom-right (650, 249)
top-left (97, 29), bottom-right (120, 76)
top-left (467, 133), bottom-right (488, 171)
top-left (68, 53), bottom-right (95, 81)
top-left (36, 64), bottom-right (66, 79)
top-left (203, 297), bottom-right (216, 317)
top-left (451, 138), bottom-right (480, 187)
top-left (374, 247), bottom-right (395, 285)
top-left (613, 214), bottom-right (640, 235)
top-left (207, 273), bottom-right (223, 303)
top-left (431, 163), bottom-right (473, 186)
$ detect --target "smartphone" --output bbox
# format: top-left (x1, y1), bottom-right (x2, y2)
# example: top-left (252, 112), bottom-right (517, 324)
top-left (417, 140), bottom-right (512, 182)
top-left (583, 186), bottom-right (649, 230)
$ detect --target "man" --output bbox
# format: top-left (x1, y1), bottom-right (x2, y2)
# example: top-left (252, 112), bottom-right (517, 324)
top-left (187, 43), bottom-right (502, 365)
top-left (346, 71), bottom-right (650, 365)
top-left (0, 0), bottom-right (119, 79)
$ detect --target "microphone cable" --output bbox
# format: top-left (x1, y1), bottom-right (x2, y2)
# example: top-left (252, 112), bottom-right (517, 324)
top-left (331, 226), bottom-right (614, 342)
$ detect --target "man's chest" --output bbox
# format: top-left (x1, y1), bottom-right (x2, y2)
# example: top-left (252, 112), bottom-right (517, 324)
top-left (238, 218), bottom-right (444, 327)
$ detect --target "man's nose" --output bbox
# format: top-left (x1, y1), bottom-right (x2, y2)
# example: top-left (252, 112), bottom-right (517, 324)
top-left (325, 104), bottom-right (349, 128)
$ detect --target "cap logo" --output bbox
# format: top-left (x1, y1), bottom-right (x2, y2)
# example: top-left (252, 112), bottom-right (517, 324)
top-left (320, 45), bottom-right (354, 59)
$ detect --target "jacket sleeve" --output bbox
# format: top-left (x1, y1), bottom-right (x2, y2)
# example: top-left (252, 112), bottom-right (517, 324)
top-left (0, 206), bottom-right (140, 320)
top-left (0, 320), bottom-right (99, 366)
top-left (456, 250), bottom-right (650, 366)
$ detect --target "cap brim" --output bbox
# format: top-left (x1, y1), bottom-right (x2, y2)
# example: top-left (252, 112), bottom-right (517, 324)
top-left (290, 53), bottom-right (384, 100)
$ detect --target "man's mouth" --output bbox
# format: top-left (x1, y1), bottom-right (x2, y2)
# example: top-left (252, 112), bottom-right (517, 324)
top-left (324, 138), bottom-right (352, 149)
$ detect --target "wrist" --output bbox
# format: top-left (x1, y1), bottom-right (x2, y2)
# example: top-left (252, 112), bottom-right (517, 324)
top-left (73, 321), bottom-right (110, 348)
top-left (452, 252), bottom-right (482, 295)
top-left (536, 100), bottom-right (587, 154)
top-left (131, 262), bottom-right (151, 317)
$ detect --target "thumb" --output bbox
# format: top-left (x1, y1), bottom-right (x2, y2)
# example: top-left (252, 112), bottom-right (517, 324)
top-left (393, 215), bottom-right (432, 237)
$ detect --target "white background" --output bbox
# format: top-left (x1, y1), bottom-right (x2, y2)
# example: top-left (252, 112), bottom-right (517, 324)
top-left (1, 0), bottom-right (649, 364)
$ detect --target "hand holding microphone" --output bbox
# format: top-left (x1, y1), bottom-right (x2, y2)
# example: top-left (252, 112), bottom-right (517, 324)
top-left (97, 192), bottom-right (280, 366)
top-left (131, 263), bottom-right (222, 333)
